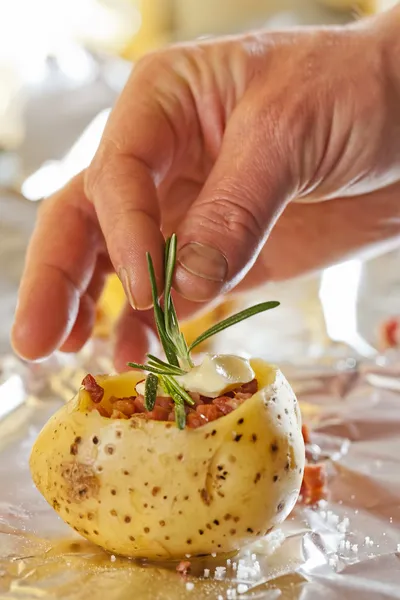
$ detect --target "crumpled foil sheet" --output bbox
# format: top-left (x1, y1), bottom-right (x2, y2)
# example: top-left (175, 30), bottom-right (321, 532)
top-left (1, 347), bottom-right (400, 600)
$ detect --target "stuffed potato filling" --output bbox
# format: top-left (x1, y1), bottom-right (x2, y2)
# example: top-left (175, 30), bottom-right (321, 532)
top-left (82, 373), bottom-right (258, 428)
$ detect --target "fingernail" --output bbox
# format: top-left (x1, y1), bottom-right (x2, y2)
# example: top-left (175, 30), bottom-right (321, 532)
top-left (118, 267), bottom-right (137, 309)
top-left (178, 243), bottom-right (228, 282)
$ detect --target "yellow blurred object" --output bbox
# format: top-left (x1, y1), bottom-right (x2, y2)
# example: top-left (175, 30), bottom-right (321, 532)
top-left (93, 274), bottom-right (235, 353)
top-left (122, 0), bottom-right (172, 59)
top-left (316, 0), bottom-right (396, 13)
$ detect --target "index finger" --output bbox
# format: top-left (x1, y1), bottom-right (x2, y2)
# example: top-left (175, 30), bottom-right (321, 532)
top-left (84, 56), bottom-right (180, 309)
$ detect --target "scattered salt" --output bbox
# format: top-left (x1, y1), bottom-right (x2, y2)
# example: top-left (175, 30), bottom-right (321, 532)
top-left (214, 566), bottom-right (226, 580)
top-left (186, 582), bottom-right (194, 591)
top-left (237, 583), bottom-right (248, 594)
top-left (110, 555), bottom-right (116, 563)
top-left (203, 569), bottom-right (210, 578)
top-left (338, 518), bottom-right (349, 533)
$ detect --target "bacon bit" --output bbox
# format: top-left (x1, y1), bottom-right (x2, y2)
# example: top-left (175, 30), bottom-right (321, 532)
top-left (212, 397), bottom-right (235, 415)
top-left (186, 411), bottom-right (205, 429)
top-left (380, 317), bottom-right (399, 349)
top-left (93, 405), bottom-right (110, 418)
top-left (300, 463), bottom-right (328, 505)
top-left (134, 396), bottom-right (146, 412)
top-left (145, 406), bottom-right (170, 421)
top-left (302, 424), bottom-right (311, 445)
top-left (82, 374), bottom-right (104, 404)
top-left (196, 404), bottom-right (223, 422)
top-left (176, 560), bottom-right (191, 575)
top-left (231, 392), bottom-right (252, 403)
top-left (155, 397), bottom-right (174, 410)
top-left (111, 409), bottom-right (129, 419)
top-left (237, 378), bottom-right (258, 395)
top-left (111, 398), bottom-right (136, 417)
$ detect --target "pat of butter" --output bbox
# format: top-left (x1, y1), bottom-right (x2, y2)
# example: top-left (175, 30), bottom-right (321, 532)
top-left (135, 380), bottom-right (169, 397)
top-left (177, 354), bottom-right (254, 398)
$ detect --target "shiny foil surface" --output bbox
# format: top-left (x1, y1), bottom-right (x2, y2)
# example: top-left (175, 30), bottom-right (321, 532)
top-left (1, 347), bottom-right (400, 600)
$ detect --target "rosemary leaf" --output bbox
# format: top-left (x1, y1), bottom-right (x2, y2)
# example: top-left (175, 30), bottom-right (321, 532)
top-left (147, 252), bottom-right (179, 366)
top-left (164, 375), bottom-right (194, 406)
top-left (161, 376), bottom-right (187, 430)
top-left (147, 354), bottom-right (187, 375)
top-left (144, 373), bottom-right (158, 411)
top-left (127, 362), bottom-right (173, 376)
top-left (188, 301), bottom-right (280, 351)
top-left (174, 401), bottom-right (186, 430)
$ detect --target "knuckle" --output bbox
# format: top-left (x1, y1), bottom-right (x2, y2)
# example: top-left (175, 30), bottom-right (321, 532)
top-left (199, 189), bottom-right (265, 243)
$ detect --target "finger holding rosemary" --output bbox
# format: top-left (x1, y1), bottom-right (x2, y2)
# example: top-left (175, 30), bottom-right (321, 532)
top-left (128, 233), bottom-right (280, 430)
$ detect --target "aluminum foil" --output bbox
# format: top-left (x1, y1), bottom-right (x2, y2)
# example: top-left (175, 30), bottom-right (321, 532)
top-left (1, 348), bottom-right (400, 600)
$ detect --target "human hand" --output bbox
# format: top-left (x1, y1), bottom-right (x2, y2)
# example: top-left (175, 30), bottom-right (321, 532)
top-left (12, 6), bottom-right (400, 369)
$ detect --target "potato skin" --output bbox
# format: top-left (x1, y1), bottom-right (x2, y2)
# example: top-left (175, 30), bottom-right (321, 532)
top-left (30, 360), bottom-right (304, 559)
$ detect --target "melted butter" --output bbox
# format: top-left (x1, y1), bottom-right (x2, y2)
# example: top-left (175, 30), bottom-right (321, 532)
top-left (176, 354), bottom-right (254, 398)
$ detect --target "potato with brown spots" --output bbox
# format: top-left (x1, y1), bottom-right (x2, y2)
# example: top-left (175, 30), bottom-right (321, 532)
top-left (30, 359), bottom-right (304, 559)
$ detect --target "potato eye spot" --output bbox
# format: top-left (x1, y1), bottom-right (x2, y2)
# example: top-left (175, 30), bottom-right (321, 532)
top-left (105, 445), bottom-right (115, 455)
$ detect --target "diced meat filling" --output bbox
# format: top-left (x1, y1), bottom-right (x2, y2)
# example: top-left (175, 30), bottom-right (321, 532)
top-left (82, 374), bottom-right (104, 403)
top-left (82, 375), bottom-right (258, 428)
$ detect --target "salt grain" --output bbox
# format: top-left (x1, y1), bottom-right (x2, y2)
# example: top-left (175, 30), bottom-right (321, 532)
top-left (185, 554), bottom-right (191, 558)
top-left (390, 517), bottom-right (393, 524)
top-left (211, 552), bottom-right (217, 558)
top-left (110, 555), bottom-right (116, 563)
top-left (186, 582), bottom-right (194, 591)
top-left (338, 518), bottom-right (349, 533)
top-left (351, 544), bottom-right (358, 553)
top-left (251, 553), bottom-right (257, 561)
top-left (364, 536), bottom-right (371, 545)
top-left (203, 569), bottom-right (210, 578)
top-left (345, 541), bottom-right (351, 550)
top-left (396, 544), bottom-right (400, 552)
top-left (227, 559), bottom-right (231, 566)
top-left (215, 566), bottom-right (226, 580)
top-left (237, 583), bottom-right (248, 594)
top-left (318, 499), bottom-right (328, 510)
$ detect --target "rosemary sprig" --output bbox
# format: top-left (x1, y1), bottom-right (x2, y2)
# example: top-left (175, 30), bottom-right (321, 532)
top-left (188, 301), bottom-right (280, 351)
top-left (128, 234), bottom-right (280, 430)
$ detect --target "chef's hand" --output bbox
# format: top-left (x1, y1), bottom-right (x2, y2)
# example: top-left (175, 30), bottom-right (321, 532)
top-left (12, 6), bottom-right (400, 370)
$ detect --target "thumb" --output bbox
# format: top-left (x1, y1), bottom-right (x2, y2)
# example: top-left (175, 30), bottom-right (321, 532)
top-left (175, 110), bottom-right (295, 302)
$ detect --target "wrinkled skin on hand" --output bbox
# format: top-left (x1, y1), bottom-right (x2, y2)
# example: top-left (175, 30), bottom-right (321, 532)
top-left (12, 7), bottom-right (400, 370)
